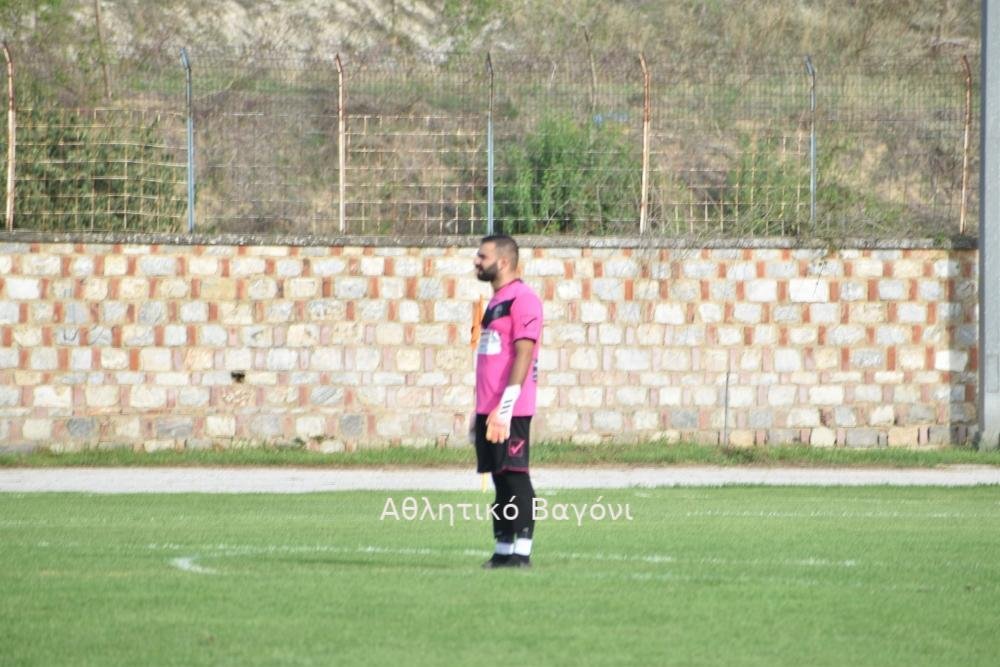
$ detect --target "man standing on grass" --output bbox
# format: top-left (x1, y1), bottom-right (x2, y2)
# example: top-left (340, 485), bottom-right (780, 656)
top-left (472, 234), bottom-right (542, 569)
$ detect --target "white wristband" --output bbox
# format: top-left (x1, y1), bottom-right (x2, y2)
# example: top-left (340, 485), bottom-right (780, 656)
top-left (497, 385), bottom-right (521, 424)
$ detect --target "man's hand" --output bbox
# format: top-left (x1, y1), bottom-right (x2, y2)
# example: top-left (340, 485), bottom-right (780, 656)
top-left (467, 412), bottom-right (477, 445)
top-left (485, 409), bottom-right (509, 444)
top-left (486, 385), bottom-right (520, 444)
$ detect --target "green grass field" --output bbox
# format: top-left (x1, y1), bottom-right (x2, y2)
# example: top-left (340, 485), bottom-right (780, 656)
top-left (2, 487), bottom-right (999, 666)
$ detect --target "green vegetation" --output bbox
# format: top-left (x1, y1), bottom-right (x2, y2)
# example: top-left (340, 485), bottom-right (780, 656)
top-left (2, 488), bottom-right (998, 665)
top-left (723, 133), bottom-right (810, 235)
top-left (3, 440), bottom-right (1000, 468)
top-left (495, 114), bottom-right (640, 234)
top-left (6, 105), bottom-right (185, 231)
top-left (0, 1), bottom-right (981, 237)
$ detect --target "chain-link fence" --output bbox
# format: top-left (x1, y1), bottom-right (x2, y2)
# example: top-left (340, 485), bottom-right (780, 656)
top-left (0, 48), bottom-right (980, 238)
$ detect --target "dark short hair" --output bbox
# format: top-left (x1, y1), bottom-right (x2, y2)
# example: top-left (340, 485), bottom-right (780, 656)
top-left (480, 234), bottom-right (519, 269)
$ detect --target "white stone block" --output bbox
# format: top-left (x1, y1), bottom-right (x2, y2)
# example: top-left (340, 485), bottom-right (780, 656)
top-left (787, 407), bottom-right (820, 427)
top-left (34, 386), bottom-right (71, 409)
top-left (23, 255), bottom-right (62, 275)
top-left (287, 278), bottom-right (320, 299)
top-left (23, 418), bottom-right (53, 440)
top-left (774, 349), bottom-right (802, 372)
top-left (598, 324), bottom-right (623, 345)
top-left (360, 257), bottom-right (385, 276)
top-left (570, 348), bottom-right (600, 370)
top-left (659, 387), bottom-right (682, 406)
top-left (593, 411), bottom-right (623, 432)
top-left (6, 277), bottom-right (41, 300)
top-left (140, 349), bottom-right (173, 372)
top-left (654, 303), bottom-right (686, 325)
top-left (266, 349), bottom-right (299, 371)
top-left (130, 386), bottom-right (167, 409)
top-left (580, 302), bottom-right (608, 323)
top-left (727, 386), bottom-right (756, 408)
top-left (878, 279), bottom-right (907, 300)
top-left (934, 350), bottom-right (968, 372)
top-left (205, 415), bottom-right (236, 438)
top-left (809, 385), bottom-right (844, 405)
top-left (311, 258), bottom-right (348, 276)
top-left (614, 349), bottom-right (651, 371)
top-left (568, 387), bottom-right (604, 408)
top-left (546, 411), bottom-right (579, 431)
top-left (869, 405), bottom-right (895, 426)
top-left (768, 385), bottom-right (797, 406)
top-left (287, 324), bottom-right (320, 347)
top-left (85, 386), bottom-right (119, 408)
top-left (524, 258), bottom-right (564, 276)
top-left (616, 387), bottom-right (649, 406)
top-left (810, 427), bottom-right (837, 447)
top-left (789, 279), bottom-right (829, 303)
top-left (188, 257), bottom-right (218, 275)
top-left (230, 257), bottom-right (266, 277)
top-left (296, 416), bottom-right (327, 439)
top-left (355, 348), bottom-right (382, 372)
top-left (746, 280), bottom-right (777, 302)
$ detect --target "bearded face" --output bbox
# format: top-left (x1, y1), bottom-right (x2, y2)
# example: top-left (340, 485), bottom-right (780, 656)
top-left (476, 259), bottom-right (499, 282)
top-left (475, 242), bottom-right (502, 283)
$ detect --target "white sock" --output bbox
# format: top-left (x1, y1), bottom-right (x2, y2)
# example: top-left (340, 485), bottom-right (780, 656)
top-left (495, 541), bottom-right (514, 556)
top-left (513, 537), bottom-right (532, 556)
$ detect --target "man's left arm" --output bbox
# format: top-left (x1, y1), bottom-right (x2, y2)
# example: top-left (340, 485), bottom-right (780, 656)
top-left (508, 339), bottom-right (535, 386)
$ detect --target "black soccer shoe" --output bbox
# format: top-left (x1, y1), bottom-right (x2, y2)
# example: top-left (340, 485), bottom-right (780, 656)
top-left (508, 554), bottom-right (531, 568)
top-left (482, 553), bottom-right (512, 569)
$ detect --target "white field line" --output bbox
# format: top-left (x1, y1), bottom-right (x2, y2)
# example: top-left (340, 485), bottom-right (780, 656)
top-left (651, 495), bottom-right (1000, 505)
top-left (158, 542), bottom-right (866, 575)
top-left (684, 510), bottom-right (1000, 519)
top-left (7, 539), bottom-right (988, 594)
top-left (16, 539), bottom-right (995, 573)
top-left (156, 543), bottom-right (1000, 594)
top-left (169, 556), bottom-right (216, 574)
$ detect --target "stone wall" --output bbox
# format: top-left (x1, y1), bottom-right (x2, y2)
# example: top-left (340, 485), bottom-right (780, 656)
top-left (0, 233), bottom-right (979, 452)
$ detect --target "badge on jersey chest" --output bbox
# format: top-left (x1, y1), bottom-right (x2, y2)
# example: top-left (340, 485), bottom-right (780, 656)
top-left (481, 298), bottom-right (514, 327)
top-left (477, 328), bottom-right (502, 355)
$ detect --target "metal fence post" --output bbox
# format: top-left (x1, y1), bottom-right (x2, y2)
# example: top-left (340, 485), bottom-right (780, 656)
top-left (804, 55), bottom-right (817, 234)
top-left (980, 0), bottom-right (1000, 449)
top-left (336, 54), bottom-right (346, 234)
top-left (3, 41), bottom-right (14, 232)
top-left (486, 53), bottom-right (495, 236)
top-left (639, 53), bottom-right (651, 235)
top-left (960, 55), bottom-right (973, 236)
top-left (180, 48), bottom-right (195, 233)
top-left (93, 0), bottom-right (112, 101)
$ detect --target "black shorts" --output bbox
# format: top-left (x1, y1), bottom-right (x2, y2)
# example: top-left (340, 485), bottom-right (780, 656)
top-left (474, 415), bottom-right (532, 474)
